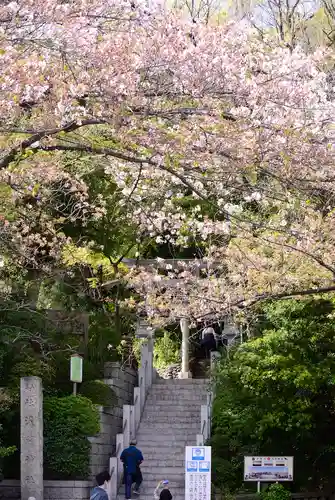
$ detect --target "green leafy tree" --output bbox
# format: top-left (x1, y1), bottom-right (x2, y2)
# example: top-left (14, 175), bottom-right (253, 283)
top-left (212, 298), bottom-right (335, 492)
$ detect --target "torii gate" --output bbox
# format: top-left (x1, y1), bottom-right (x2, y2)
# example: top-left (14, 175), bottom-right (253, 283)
top-left (104, 257), bottom-right (239, 379)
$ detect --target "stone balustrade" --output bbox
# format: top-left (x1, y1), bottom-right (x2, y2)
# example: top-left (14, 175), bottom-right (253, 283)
top-left (197, 351), bottom-right (220, 446)
top-left (109, 336), bottom-right (155, 499)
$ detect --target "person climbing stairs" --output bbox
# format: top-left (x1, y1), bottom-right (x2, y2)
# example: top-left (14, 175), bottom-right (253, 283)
top-left (118, 378), bottom-right (208, 500)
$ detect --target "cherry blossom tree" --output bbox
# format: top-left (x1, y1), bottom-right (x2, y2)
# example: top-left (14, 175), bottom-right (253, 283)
top-left (0, 0), bottom-right (334, 325)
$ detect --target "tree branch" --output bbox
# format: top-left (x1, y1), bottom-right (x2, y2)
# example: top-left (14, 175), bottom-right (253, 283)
top-left (255, 234), bottom-right (335, 276)
top-left (196, 284), bottom-right (335, 321)
top-left (0, 119), bottom-right (109, 170)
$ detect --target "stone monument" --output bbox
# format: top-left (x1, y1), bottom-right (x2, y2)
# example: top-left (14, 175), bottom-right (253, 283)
top-left (20, 376), bottom-right (43, 500)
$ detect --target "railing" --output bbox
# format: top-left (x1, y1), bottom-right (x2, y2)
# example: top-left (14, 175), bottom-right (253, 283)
top-left (197, 351), bottom-right (219, 446)
top-left (109, 336), bottom-right (155, 499)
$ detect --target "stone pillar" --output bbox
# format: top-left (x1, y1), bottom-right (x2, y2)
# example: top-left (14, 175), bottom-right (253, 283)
top-left (196, 434), bottom-right (204, 446)
top-left (20, 376), bottom-right (43, 500)
top-left (210, 350), bottom-right (221, 369)
top-left (123, 405), bottom-right (132, 447)
top-left (133, 387), bottom-right (141, 432)
top-left (147, 338), bottom-right (154, 389)
top-left (141, 343), bottom-right (150, 394)
top-left (138, 366), bottom-right (146, 415)
top-left (201, 404), bottom-right (209, 441)
top-left (180, 318), bottom-right (192, 379)
top-left (116, 433), bottom-right (124, 487)
top-left (129, 405), bottom-right (135, 441)
top-left (109, 456), bottom-right (118, 500)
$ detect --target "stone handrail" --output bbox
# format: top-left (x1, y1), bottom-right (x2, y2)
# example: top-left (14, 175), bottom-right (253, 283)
top-left (109, 337), bottom-right (155, 499)
top-left (196, 351), bottom-right (220, 446)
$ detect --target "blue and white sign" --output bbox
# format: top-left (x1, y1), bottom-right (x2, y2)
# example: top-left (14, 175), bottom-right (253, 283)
top-left (199, 461), bottom-right (210, 472)
top-left (192, 447), bottom-right (205, 460)
top-left (185, 446), bottom-right (211, 500)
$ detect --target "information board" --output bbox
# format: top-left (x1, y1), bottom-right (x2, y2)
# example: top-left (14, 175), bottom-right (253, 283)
top-left (185, 446), bottom-right (211, 500)
top-left (244, 456), bottom-right (294, 482)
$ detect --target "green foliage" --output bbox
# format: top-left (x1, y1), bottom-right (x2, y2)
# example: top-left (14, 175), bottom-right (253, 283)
top-left (80, 380), bottom-right (117, 407)
top-left (211, 298), bottom-right (335, 492)
top-left (0, 445), bottom-right (16, 458)
top-left (131, 337), bottom-right (145, 363)
top-left (44, 395), bottom-right (100, 479)
top-left (153, 331), bottom-right (181, 369)
top-left (9, 360), bottom-right (55, 390)
top-left (260, 484), bottom-right (290, 500)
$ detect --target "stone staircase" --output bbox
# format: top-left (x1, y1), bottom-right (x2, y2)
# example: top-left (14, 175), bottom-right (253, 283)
top-left (117, 378), bottom-right (208, 500)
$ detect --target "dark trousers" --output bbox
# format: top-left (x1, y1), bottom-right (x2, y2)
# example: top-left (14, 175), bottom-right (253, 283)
top-left (125, 468), bottom-right (142, 499)
top-left (200, 337), bottom-right (216, 359)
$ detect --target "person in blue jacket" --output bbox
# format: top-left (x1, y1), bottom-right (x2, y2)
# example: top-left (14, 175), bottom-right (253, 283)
top-left (121, 439), bottom-right (144, 499)
top-left (90, 471), bottom-right (111, 500)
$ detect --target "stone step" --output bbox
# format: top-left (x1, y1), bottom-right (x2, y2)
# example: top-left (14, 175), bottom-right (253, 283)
top-left (117, 491), bottom-right (186, 497)
top-left (139, 442), bottom-right (197, 449)
top-left (143, 404), bottom-right (201, 411)
top-left (140, 435), bottom-right (197, 440)
top-left (117, 485), bottom-right (185, 495)
top-left (147, 395), bottom-right (207, 402)
top-left (153, 381), bottom-right (208, 386)
top-left (140, 452), bottom-right (193, 458)
top-left (138, 422), bottom-right (200, 430)
top-left (148, 389), bottom-right (207, 395)
top-left (144, 403), bottom-right (202, 409)
top-left (137, 430), bottom-right (198, 438)
top-left (141, 455), bottom-right (186, 459)
top-left (141, 466), bottom-right (185, 473)
top-left (137, 442), bottom-right (187, 448)
top-left (138, 473), bottom-right (184, 481)
top-left (150, 384), bottom-right (209, 394)
top-left (119, 492), bottom-right (186, 498)
top-left (140, 460), bottom-right (185, 467)
top-left (137, 448), bottom-right (186, 455)
top-left (138, 432), bottom-right (197, 440)
top-left (140, 417), bottom-right (200, 424)
top-left (123, 495), bottom-right (185, 500)
top-left (142, 410), bottom-right (200, 418)
top-left (118, 495), bottom-right (185, 500)
top-left (150, 385), bottom-right (208, 390)
top-left (139, 453), bottom-right (186, 460)
top-left (138, 482), bottom-right (184, 488)
top-left (146, 391), bottom-right (207, 404)
top-left (139, 443), bottom-right (197, 449)
top-left (140, 454), bottom-right (186, 461)
top-left (139, 441), bottom-right (195, 448)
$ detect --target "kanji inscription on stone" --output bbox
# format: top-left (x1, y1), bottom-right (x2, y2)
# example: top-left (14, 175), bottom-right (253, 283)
top-left (21, 376), bottom-right (43, 500)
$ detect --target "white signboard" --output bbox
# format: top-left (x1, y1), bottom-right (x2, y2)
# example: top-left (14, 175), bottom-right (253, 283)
top-left (244, 456), bottom-right (293, 482)
top-left (185, 446), bottom-right (211, 500)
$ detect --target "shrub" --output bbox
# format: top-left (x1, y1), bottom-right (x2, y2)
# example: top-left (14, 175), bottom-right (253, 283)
top-left (260, 484), bottom-right (291, 500)
top-left (80, 380), bottom-right (117, 407)
top-left (44, 395), bottom-right (100, 479)
top-left (153, 332), bottom-right (181, 369)
top-left (9, 359), bottom-right (55, 388)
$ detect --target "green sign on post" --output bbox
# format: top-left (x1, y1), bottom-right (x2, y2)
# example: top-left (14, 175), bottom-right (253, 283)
top-left (70, 354), bottom-right (83, 395)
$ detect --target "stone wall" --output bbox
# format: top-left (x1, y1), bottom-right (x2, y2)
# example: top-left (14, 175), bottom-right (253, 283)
top-left (0, 364), bottom-right (137, 497)
top-left (0, 480), bottom-right (91, 500)
top-left (89, 362), bottom-right (137, 478)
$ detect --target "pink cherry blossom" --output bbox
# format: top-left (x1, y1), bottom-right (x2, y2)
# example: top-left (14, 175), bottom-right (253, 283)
top-left (0, 0), bottom-right (334, 322)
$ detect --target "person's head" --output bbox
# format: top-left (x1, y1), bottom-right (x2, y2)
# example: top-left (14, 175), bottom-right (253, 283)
top-left (130, 439), bottom-right (137, 446)
top-left (96, 470), bottom-right (111, 489)
top-left (162, 480), bottom-right (169, 488)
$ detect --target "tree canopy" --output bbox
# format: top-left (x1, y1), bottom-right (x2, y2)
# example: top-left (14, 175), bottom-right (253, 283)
top-left (0, 0), bottom-right (334, 327)
top-left (212, 298), bottom-right (335, 492)
top-left (0, 0), bottom-right (335, 487)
